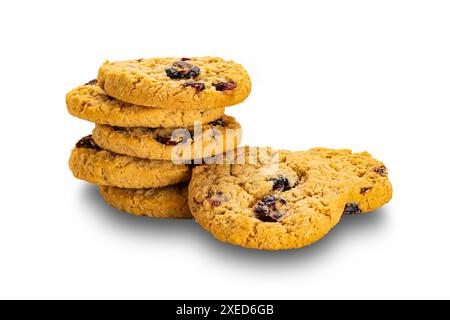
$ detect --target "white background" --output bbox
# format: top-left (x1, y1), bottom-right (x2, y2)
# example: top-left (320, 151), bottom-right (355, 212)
top-left (1, 0), bottom-right (449, 300)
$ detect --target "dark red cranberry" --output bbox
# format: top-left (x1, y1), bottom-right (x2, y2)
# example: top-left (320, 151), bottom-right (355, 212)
top-left (269, 176), bottom-right (291, 191)
top-left (212, 82), bottom-right (237, 91)
top-left (75, 135), bottom-right (101, 151)
top-left (210, 200), bottom-right (221, 207)
top-left (111, 126), bottom-right (127, 133)
top-left (166, 61), bottom-right (200, 79)
top-left (181, 57), bottom-right (191, 61)
top-left (255, 195), bottom-right (287, 222)
top-left (84, 79), bottom-right (97, 85)
top-left (374, 165), bottom-right (388, 177)
top-left (360, 187), bottom-right (372, 194)
top-left (343, 203), bottom-right (362, 215)
top-left (156, 129), bottom-right (193, 146)
top-left (156, 135), bottom-right (179, 146)
top-left (207, 191), bottom-right (226, 207)
top-left (209, 118), bottom-right (226, 127)
top-left (183, 82), bottom-right (205, 92)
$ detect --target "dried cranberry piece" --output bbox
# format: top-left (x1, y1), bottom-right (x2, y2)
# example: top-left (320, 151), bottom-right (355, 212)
top-left (207, 191), bottom-right (226, 207)
top-left (75, 135), bottom-right (101, 151)
top-left (183, 82), bottom-right (205, 92)
top-left (374, 165), bottom-right (388, 177)
top-left (212, 82), bottom-right (237, 91)
top-left (343, 203), bottom-right (362, 215)
top-left (166, 61), bottom-right (200, 79)
top-left (156, 129), bottom-right (192, 146)
top-left (156, 135), bottom-right (179, 146)
top-left (84, 79), bottom-right (97, 85)
top-left (111, 126), bottom-right (127, 133)
top-left (209, 118), bottom-right (226, 127)
top-left (210, 200), bottom-right (221, 207)
top-left (180, 57), bottom-right (191, 61)
top-left (360, 187), bottom-right (372, 194)
top-left (269, 176), bottom-right (291, 192)
top-left (255, 195), bottom-right (287, 222)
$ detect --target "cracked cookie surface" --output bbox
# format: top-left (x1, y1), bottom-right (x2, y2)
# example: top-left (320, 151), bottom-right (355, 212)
top-left (99, 184), bottom-right (191, 219)
top-left (92, 115), bottom-right (242, 161)
top-left (188, 147), bottom-right (393, 250)
top-left (66, 83), bottom-right (225, 127)
top-left (69, 135), bottom-right (190, 188)
top-left (97, 57), bottom-right (251, 109)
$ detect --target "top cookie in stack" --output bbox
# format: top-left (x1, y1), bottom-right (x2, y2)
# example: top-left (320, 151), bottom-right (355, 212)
top-left (97, 57), bottom-right (251, 109)
top-left (67, 56), bottom-right (251, 219)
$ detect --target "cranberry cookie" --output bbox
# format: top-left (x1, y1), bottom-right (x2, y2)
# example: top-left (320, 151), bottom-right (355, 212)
top-left (99, 183), bottom-right (191, 219)
top-left (69, 135), bottom-right (190, 188)
top-left (66, 81), bottom-right (225, 127)
top-left (92, 115), bottom-right (242, 161)
top-left (188, 147), bottom-right (393, 250)
top-left (97, 57), bottom-right (251, 109)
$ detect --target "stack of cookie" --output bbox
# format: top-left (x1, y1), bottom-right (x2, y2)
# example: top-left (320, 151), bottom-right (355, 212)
top-left (67, 57), bottom-right (251, 218)
top-left (67, 56), bottom-right (393, 251)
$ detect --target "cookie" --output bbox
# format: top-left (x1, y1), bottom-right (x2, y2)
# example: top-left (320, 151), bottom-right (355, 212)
top-left (188, 147), bottom-right (393, 250)
top-left (99, 184), bottom-right (191, 219)
top-left (97, 57), bottom-right (251, 109)
top-left (92, 115), bottom-right (242, 161)
top-left (304, 148), bottom-right (392, 215)
top-left (69, 135), bottom-right (190, 188)
top-left (66, 82), bottom-right (225, 128)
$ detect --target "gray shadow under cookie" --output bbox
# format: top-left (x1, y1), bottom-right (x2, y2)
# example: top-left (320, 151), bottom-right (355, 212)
top-left (79, 184), bottom-right (390, 268)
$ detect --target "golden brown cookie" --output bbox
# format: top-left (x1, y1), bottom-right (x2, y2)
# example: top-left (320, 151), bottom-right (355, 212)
top-left (99, 184), bottom-right (191, 219)
top-left (188, 147), bottom-right (393, 250)
top-left (92, 115), bottom-right (242, 161)
top-left (304, 148), bottom-right (393, 215)
top-left (97, 57), bottom-right (251, 109)
top-left (69, 135), bottom-right (190, 188)
top-left (66, 82), bottom-right (225, 127)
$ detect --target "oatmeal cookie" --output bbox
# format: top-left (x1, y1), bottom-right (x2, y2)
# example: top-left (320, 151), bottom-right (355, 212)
top-left (188, 147), bottom-right (392, 250)
top-left (97, 57), bottom-right (251, 109)
top-left (69, 135), bottom-right (190, 188)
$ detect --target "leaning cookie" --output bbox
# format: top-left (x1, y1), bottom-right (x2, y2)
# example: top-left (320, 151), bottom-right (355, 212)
top-left (97, 57), bottom-right (251, 109)
top-left (99, 184), bottom-right (191, 219)
top-left (92, 115), bottom-right (242, 161)
top-left (302, 148), bottom-right (393, 215)
top-left (188, 147), bottom-right (392, 250)
top-left (66, 82), bottom-right (225, 128)
top-left (69, 135), bottom-right (190, 188)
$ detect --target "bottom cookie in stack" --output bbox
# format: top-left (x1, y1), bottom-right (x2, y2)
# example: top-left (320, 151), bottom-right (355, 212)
top-left (69, 135), bottom-right (192, 219)
top-left (99, 184), bottom-right (191, 219)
